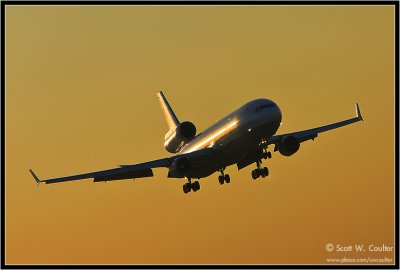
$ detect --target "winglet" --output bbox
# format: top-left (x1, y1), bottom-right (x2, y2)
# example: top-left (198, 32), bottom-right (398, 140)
top-left (29, 169), bottom-right (43, 186)
top-left (356, 103), bottom-right (363, 121)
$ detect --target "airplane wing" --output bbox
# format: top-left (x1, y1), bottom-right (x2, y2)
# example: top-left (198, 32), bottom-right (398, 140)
top-left (268, 103), bottom-right (363, 146)
top-left (29, 148), bottom-right (213, 185)
top-left (29, 158), bottom-right (171, 185)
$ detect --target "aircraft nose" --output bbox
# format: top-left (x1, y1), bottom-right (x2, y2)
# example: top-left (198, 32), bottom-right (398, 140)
top-left (274, 103), bottom-right (282, 124)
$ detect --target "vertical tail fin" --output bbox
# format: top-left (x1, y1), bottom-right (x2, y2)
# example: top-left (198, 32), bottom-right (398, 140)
top-left (157, 91), bottom-right (180, 130)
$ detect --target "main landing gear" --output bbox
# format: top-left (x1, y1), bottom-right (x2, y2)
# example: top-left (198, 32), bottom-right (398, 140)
top-left (251, 160), bottom-right (269, 180)
top-left (218, 168), bottom-right (230, 185)
top-left (183, 178), bottom-right (200, 194)
top-left (251, 148), bottom-right (271, 180)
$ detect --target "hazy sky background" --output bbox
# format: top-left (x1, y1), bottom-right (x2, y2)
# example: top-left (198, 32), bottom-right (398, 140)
top-left (6, 5), bottom-right (395, 264)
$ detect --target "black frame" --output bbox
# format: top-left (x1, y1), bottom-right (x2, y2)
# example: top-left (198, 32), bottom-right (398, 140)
top-left (1, 1), bottom-right (398, 269)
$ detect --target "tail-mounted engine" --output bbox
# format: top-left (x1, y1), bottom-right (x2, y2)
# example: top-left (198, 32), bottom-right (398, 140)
top-left (278, 135), bottom-right (300, 156)
top-left (164, 121), bottom-right (196, 153)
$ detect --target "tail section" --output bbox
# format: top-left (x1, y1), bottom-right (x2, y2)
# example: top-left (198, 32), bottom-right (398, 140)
top-left (157, 91), bottom-right (180, 130)
top-left (157, 91), bottom-right (197, 153)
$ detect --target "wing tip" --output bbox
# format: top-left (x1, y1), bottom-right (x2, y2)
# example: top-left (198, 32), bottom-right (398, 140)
top-left (355, 103), bottom-right (363, 121)
top-left (29, 169), bottom-right (43, 186)
top-left (29, 169), bottom-right (40, 183)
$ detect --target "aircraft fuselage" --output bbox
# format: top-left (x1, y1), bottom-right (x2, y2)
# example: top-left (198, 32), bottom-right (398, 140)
top-left (176, 99), bottom-right (282, 179)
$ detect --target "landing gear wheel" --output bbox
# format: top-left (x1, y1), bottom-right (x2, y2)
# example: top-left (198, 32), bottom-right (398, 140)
top-left (251, 169), bottom-right (260, 180)
top-left (183, 183), bottom-right (191, 193)
top-left (218, 175), bottom-right (224, 185)
top-left (260, 167), bottom-right (269, 178)
top-left (224, 174), bottom-right (231, 183)
top-left (192, 181), bottom-right (200, 192)
top-left (264, 167), bottom-right (269, 177)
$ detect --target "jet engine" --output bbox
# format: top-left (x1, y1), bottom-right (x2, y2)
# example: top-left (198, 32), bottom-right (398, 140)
top-left (164, 121), bottom-right (196, 153)
top-left (171, 157), bottom-right (191, 174)
top-left (278, 135), bottom-right (300, 156)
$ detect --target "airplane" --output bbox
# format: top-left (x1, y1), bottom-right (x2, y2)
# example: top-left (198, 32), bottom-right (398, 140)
top-left (30, 91), bottom-right (363, 194)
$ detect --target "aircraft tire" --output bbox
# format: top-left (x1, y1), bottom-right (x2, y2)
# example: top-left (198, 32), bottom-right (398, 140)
top-left (262, 167), bottom-right (269, 177)
top-left (192, 181), bottom-right (200, 192)
top-left (218, 175), bottom-right (224, 185)
top-left (183, 183), bottom-right (191, 193)
top-left (251, 170), bottom-right (259, 180)
top-left (224, 174), bottom-right (230, 183)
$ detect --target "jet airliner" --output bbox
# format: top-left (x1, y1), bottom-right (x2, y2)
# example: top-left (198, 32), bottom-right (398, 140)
top-left (30, 91), bottom-right (363, 193)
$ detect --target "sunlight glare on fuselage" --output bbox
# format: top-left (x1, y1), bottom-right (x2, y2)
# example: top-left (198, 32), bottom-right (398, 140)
top-left (185, 119), bottom-right (239, 152)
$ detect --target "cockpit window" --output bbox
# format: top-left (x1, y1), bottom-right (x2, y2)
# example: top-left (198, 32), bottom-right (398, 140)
top-left (255, 103), bottom-right (275, 113)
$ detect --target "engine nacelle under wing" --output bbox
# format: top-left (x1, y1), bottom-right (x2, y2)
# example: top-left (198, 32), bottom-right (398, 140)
top-left (167, 148), bottom-right (216, 179)
top-left (168, 157), bottom-right (191, 178)
top-left (278, 135), bottom-right (300, 156)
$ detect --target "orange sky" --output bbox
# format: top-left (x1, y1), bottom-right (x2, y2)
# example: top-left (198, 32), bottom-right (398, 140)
top-left (5, 5), bottom-right (395, 265)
